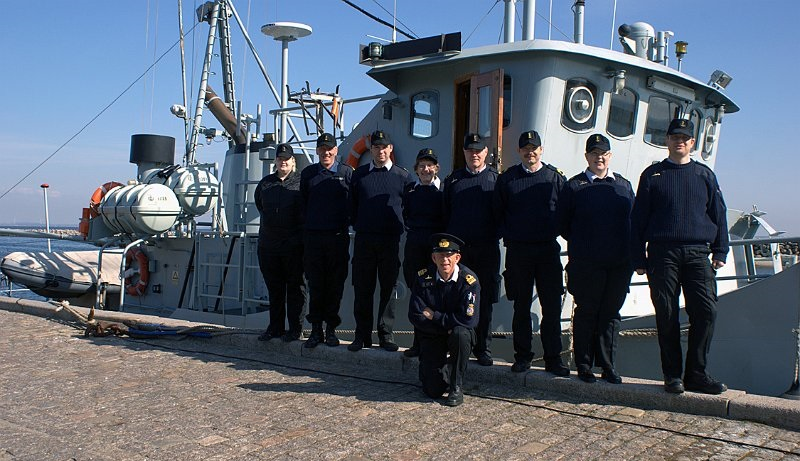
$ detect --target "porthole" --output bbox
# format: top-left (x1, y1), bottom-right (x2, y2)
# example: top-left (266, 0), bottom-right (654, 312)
top-left (561, 79), bottom-right (598, 132)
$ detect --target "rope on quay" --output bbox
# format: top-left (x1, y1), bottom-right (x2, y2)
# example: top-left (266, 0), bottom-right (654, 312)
top-left (48, 300), bottom-right (233, 339)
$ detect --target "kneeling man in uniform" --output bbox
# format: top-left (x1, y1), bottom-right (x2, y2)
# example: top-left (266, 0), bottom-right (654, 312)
top-left (409, 233), bottom-right (479, 407)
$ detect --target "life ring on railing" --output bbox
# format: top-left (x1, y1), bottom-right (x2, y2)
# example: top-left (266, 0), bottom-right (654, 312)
top-left (124, 247), bottom-right (150, 297)
top-left (89, 181), bottom-right (124, 218)
top-left (345, 135), bottom-right (369, 169)
top-left (345, 135), bottom-right (397, 169)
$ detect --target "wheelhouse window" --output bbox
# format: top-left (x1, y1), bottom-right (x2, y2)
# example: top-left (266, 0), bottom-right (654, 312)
top-left (607, 88), bottom-right (638, 138)
top-left (644, 96), bottom-right (683, 147)
top-left (561, 79), bottom-right (598, 132)
top-left (410, 91), bottom-right (439, 139)
top-left (503, 75), bottom-right (512, 128)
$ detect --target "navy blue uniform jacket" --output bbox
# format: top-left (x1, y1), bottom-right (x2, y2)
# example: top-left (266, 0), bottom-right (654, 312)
top-left (409, 264), bottom-right (480, 335)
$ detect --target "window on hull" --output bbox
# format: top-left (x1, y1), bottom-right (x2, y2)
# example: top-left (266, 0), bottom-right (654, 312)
top-left (410, 91), bottom-right (439, 139)
top-left (644, 96), bottom-right (683, 147)
top-left (607, 88), bottom-right (638, 138)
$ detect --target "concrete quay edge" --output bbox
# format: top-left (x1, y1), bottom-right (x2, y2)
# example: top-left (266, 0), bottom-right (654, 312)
top-left (2, 296), bottom-right (798, 431)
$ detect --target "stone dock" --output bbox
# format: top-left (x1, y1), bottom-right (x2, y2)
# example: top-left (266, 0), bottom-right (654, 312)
top-left (1, 296), bottom-right (800, 460)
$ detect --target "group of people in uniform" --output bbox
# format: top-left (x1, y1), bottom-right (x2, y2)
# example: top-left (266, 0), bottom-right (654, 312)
top-left (254, 117), bottom-right (729, 407)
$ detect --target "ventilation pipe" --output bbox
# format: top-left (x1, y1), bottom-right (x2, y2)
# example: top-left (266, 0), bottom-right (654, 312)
top-left (522, 0), bottom-right (535, 41)
top-left (504, 0), bottom-right (516, 43)
top-left (573, 0), bottom-right (585, 44)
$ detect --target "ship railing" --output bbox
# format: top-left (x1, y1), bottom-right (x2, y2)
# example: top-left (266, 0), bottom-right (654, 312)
top-left (558, 235), bottom-right (799, 288)
top-left (193, 231), bottom-right (265, 320)
top-left (0, 275), bottom-right (32, 297)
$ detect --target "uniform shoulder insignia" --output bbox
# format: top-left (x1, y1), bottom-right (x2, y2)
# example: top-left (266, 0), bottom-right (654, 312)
top-left (418, 268), bottom-right (428, 276)
top-left (464, 273), bottom-right (476, 285)
top-left (546, 163), bottom-right (565, 177)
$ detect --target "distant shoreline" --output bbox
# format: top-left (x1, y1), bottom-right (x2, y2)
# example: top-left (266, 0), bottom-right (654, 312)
top-left (0, 228), bottom-right (81, 236)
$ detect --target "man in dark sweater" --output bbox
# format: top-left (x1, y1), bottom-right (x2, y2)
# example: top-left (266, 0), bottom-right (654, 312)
top-left (557, 134), bottom-right (635, 384)
top-left (494, 130), bottom-right (568, 375)
top-left (348, 130), bottom-right (413, 352)
top-left (254, 143), bottom-right (306, 342)
top-left (631, 118), bottom-right (729, 395)
top-left (402, 148), bottom-right (444, 358)
top-left (443, 133), bottom-right (499, 366)
top-left (409, 233), bottom-right (478, 407)
top-left (299, 133), bottom-right (354, 348)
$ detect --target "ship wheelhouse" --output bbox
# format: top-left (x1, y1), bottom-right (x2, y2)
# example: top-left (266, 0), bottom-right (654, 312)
top-left (349, 37), bottom-right (739, 191)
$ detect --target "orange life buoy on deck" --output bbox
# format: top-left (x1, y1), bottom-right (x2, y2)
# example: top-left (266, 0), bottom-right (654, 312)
top-left (345, 135), bottom-right (397, 168)
top-left (346, 135), bottom-right (369, 169)
top-left (89, 181), bottom-right (124, 218)
top-left (124, 247), bottom-right (150, 297)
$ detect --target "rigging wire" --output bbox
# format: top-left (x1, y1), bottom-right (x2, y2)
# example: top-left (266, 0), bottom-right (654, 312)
top-left (464, 0), bottom-right (500, 46)
top-left (366, 0), bottom-right (418, 39)
top-left (118, 335), bottom-right (799, 458)
top-left (339, 0), bottom-right (416, 40)
top-left (0, 21), bottom-right (201, 204)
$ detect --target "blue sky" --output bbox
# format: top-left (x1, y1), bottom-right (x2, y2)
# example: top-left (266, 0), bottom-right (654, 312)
top-left (1, 0), bottom-right (798, 234)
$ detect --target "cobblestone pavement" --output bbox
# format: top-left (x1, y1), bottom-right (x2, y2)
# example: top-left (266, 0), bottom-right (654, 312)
top-left (1, 310), bottom-right (799, 461)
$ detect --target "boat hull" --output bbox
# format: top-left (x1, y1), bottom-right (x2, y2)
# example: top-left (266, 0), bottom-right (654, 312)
top-left (1, 251), bottom-right (121, 299)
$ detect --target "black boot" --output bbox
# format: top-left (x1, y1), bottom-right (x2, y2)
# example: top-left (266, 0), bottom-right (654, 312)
top-left (325, 325), bottom-right (340, 347)
top-left (444, 385), bottom-right (463, 407)
top-left (304, 323), bottom-right (324, 349)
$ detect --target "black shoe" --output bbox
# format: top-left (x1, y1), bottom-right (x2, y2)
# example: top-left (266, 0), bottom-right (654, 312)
top-left (258, 329), bottom-right (283, 341)
top-left (684, 376), bottom-right (727, 395)
top-left (348, 338), bottom-right (371, 351)
top-left (379, 340), bottom-right (399, 352)
top-left (304, 327), bottom-right (324, 349)
top-left (403, 346), bottom-right (420, 358)
top-left (475, 353), bottom-right (493, 367)
top-left (281, 330), bottom-right (302, 342)
top-left (545, 362), bottom-right (570, 377)
top-left (664, 377), bottom-right (685, 394)
top-left (258, 330), bottom-right (275, 341)
top-left (511, 360), bottom-right (532, 373)
top-left (444, 386), bottom-right (464, 407)
top-left (601, 368), bottom-right (623, 384)
top-left (325, 327), bottom-right (340, 347)
top-left (577, 369), bottom-right (597, 383)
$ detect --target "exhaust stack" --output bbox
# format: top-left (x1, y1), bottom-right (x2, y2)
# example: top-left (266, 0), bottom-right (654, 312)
top-left (522, 0), bottom-right (535, 40)
top-left (503, 0), bottom-right (516, 43)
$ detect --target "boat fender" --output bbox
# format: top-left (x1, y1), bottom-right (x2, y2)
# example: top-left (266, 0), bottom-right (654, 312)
top-left (89, 181), bottom-right (124, 218)
top-left (124, 247), bottom-right (150, 297)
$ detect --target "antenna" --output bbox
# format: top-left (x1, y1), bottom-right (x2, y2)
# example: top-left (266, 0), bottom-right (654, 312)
top-left (610, 0), bottom-right (618, 49)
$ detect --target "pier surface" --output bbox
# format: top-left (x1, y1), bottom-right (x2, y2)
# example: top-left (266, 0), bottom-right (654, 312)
top-left (1, 304), bottom-right (800, 460)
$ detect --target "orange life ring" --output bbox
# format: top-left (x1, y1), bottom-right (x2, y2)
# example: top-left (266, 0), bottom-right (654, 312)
top-left (89, 181), bottom-right (124, 218)
top-left (345, 135), bottom-right (397, 168)
top-left (345, 135), bottom-right (369, 168)
top-left (124, 247), bottom-right (150, 297)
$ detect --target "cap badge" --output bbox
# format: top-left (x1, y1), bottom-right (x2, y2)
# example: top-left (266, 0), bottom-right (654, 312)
top-left (438, 239), bottom-right (450, 249)
top-left (679, 120), bottom-right (687, 127)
